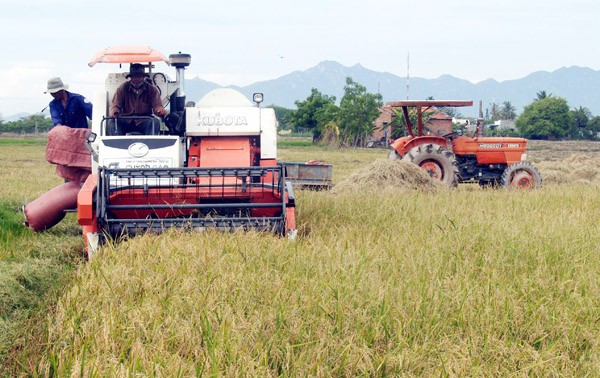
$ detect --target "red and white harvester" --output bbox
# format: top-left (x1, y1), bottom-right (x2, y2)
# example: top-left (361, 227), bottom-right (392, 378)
top-left (78, 46), bottom-right (296, 256)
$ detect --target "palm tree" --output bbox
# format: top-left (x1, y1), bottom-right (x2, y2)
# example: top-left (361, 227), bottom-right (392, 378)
top-left (500, 101), bottom-right (517, 120)
top-left (535, 90), bottom-right (552, 101)
top-left (488, 102), bottom-right (500, 121)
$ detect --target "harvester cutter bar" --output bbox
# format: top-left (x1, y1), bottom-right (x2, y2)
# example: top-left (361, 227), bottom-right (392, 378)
top-left (106, 216), bottom-right (285, 237)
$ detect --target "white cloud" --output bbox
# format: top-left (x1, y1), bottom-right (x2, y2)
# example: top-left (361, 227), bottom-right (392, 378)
top-left (0, 64), bottom-right (52, 98)
top-left (1, 0), bottom-right (600, 115)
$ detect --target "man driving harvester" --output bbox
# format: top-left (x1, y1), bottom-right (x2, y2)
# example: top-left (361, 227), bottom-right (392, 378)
top-left (108, 63), bottom-right (167, 135)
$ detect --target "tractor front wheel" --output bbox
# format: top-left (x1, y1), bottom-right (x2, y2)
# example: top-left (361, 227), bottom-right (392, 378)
top-left (501, 161), bottom-right (542, 189)
top-left (402, 143), bottom-right (459, 187)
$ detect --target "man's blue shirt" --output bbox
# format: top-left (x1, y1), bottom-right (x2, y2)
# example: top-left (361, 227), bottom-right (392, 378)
top-left (49, 92), bottom-right (93, 129)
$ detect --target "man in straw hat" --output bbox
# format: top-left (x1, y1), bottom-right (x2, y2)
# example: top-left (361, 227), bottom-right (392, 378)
top-left (45, 77), bottom-right (93, 129)
top-left (108, 63), bottom-right (167, 135)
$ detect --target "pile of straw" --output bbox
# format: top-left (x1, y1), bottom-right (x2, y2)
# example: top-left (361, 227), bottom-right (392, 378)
top-left (536, 153), bottom-right (600, 185)
top-left (332, 158), bottom-right (440, 193)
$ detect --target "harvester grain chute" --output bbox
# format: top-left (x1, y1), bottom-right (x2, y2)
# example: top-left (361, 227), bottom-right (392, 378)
top-left (78, 45), bottom-right (296, 256)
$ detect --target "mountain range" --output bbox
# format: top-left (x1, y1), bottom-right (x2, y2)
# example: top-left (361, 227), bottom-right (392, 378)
top-left (185, 62), bottom-right (600, 118)
top-left (5, 62), bottom-right (598, 121)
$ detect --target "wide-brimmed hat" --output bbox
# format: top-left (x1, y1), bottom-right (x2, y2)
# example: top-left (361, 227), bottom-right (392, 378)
top-left (126, 63), bottom-right (149, 78)
top-left (45, 77), bottom-right (69, 94)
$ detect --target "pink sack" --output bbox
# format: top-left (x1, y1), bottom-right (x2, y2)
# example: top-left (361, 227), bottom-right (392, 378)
top-left (46, 126), bottom-right (91, 168)
top-left (46, 126), bottom-right (92, 182)
top-left (24, 181), bottom-right (84, 232)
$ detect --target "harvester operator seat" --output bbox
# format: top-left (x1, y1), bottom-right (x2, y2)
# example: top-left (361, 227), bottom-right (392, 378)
top-left (102, 72), bottom-right (166, 136)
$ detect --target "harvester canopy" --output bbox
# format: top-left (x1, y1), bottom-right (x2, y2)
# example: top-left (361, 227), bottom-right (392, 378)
top-left (88, 45), bottom-right (169, 67)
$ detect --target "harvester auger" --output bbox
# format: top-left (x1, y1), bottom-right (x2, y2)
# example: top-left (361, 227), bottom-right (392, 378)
top-left (387, 100), bottom-right (542, 189)
top-left (78, 46), bottom-right (296, 256)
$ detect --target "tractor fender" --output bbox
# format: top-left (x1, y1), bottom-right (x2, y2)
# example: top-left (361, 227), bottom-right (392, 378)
top-left (390, 136), bottom-right (449, 157)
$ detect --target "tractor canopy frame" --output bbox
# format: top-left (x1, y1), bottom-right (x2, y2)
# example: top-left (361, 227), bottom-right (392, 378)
top-left (385, 100), bottom-right (473, 137)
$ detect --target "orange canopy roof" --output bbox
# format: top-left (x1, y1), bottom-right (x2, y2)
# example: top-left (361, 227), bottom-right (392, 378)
top-left (88, 45), bottom-right (169, 67)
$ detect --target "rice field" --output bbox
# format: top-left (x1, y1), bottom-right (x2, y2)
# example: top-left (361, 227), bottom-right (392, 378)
top-left (1, 137), bottom-right (599, 376)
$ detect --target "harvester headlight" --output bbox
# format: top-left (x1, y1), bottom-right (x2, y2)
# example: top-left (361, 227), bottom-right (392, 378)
top-left (521, 153), bottom-right (527, 161)
top-left (253, 92), bottom-right (264, 105)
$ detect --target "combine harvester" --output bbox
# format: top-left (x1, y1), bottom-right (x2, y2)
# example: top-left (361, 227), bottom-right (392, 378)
top-left (78, 46), bottom-right (296, 256)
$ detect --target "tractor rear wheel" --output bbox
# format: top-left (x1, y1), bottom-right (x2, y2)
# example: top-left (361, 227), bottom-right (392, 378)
top-left (501, 161), bottom-right (542, 189)
top-left (402, 143), bottom-right (459, 187)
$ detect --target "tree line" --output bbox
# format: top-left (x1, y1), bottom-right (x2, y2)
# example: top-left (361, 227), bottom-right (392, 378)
top-left (280, 77), bottom-right (383, 147)
top-left (476, 91), bottom-right (600, 140)
top-left (0, 115), bottom-right (53, 134)
top-left (283, 82), bottom-right (600, 143)
top-left (515, 91), bottom-right (600, 140)
top-left (2, 84), bottom-right (599, 143)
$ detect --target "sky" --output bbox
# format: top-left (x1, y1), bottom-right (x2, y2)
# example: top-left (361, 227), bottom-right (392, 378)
top-left (1, 0), bottom-right (599, 116)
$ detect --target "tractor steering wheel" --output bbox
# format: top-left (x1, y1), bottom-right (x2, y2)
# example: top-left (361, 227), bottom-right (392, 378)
top-left (442, 131), bottom-right (458, 139)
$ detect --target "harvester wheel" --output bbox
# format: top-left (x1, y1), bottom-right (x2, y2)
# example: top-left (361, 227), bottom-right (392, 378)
top-left (402, 143), bottom-right (458, 187)
top-left (501, 161), bottom-right (542, 189)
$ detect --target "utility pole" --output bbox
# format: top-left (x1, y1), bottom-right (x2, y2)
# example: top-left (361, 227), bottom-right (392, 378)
top-left (477, 100), bottom-right (484, 137)
top-left (479, 100), bottom-right (483, 118)
top-left (406, 52), bottom-right (410, 100)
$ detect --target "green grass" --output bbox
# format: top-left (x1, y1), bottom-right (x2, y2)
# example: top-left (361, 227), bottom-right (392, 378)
top-left (0, 202), bottom-right (28, 246)
top-left (0, 138), bottom-right (46, 146)
top-left (0, 200), bottom-right (83, 367)
top-left (278, 139), bottom-right (314, 147)
top-left (1, 139), bottom-right (599, 376)
top-left (0, 143), bottom-right (84, 370)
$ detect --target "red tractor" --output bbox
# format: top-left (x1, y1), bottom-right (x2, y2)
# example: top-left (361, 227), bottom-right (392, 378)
top-left (387, 100), bottom-right (542, 189)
